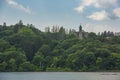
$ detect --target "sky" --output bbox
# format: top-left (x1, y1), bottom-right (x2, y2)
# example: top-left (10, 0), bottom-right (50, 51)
top-left (0, 0), bottom-right (120, 33)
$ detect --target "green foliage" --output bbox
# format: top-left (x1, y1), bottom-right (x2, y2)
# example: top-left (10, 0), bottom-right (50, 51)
top-left (0, 62), bottom-right (7, 72)
top-left (19, 27), bottom-right (35, 36)
top-left (0, 22), bottom-right (120, 72)
top-left (3, 50), bottom-right (27, 65)
top-left (0, 39), bottom-right (10, 52)
top-left (18, 61), bottom-right (37, 71)
top-left (88, 32), bottom-right (97, 40)
top-left (95, 48), bottom-right (110, 58)
top-left (39, 44), bottom-right (51, 56)
top-left (8, 58), bottom-right (17, 71)
top-left (32, 54), bottom-right (44, 66)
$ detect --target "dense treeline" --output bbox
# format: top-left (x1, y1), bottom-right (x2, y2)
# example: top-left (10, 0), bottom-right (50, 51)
top-left (0, 20), bottom-right (120, 72)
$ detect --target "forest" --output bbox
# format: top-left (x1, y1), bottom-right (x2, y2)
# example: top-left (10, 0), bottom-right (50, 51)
top-left (0, 20), bottom-right (120, 72)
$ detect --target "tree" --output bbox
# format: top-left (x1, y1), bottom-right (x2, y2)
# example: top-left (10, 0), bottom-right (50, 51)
top-left (0, 62), bottom-right (7, 72)
top-left (96, 57), bottom-right (103, 70)
top-left (88, 32), bottom-right (97, 40)
top-left (0, 39), bottom-right (10, 52)
top-left (7, 58), bottom-right (17, 71)
top-left (52, 48), bottom-right (64, 56)
top-left (59, 27), bottom-right (66, 40)
top-left (32, 55), bottom-right (44, 66)
top-left (18, 61), bottom-right (37, 71)
top-left (51, 26), bottom-right (59, 33)
top-left (13, 24), bottom-right (20, 33)
top-left (4, 48), bottom-right (27, 66)
top-left (39, 44), bottom-right (51, 56)
top-left (66, 33), bottom-right (76, 39)
top-left (103, 54), bottom-right (120, 70)
top-left (19, 27), bottom-right (35, 36)
top-left (84, 52), bottom-right (96, 68)
top-left (18, 27), bottom-right (37, 61)
top-left (44, 56), bottom-right (53, 68)
top-left (0, 21), bottom-right (120, 72)
top-left (95, 48), bottom-right (111, 58)
top-left (45, 27), bottom-right (50, 33)
top-left (18, 20), bottom-right (23, 26)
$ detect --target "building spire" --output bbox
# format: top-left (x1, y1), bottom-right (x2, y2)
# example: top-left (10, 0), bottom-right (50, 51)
top-left (79, 25), bottom-right (82, 32)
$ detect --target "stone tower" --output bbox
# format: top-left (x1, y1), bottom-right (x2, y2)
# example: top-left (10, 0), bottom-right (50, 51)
top-left (74, 25), bottom-right (88, 39)
top-left (79, 25), bottom-right (82, 32)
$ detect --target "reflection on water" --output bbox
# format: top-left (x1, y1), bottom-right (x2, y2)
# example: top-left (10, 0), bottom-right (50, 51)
top-left (0, 72), bottom-right (120, 80)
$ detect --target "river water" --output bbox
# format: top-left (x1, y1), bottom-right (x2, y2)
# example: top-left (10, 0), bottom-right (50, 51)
top-left (0, 72), bottom-right (120, 80)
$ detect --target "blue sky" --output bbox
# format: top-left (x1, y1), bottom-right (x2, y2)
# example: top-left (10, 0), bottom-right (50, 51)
top-left (0, 0), bottom-right (120, 33)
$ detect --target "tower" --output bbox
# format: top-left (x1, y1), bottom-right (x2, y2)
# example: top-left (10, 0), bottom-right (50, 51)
top-left (3, 22), bottom-right (6, 27)
top-left (3, 22), bottom-right (7, 30)
top-left (79, 25), bottom-right (82, 32)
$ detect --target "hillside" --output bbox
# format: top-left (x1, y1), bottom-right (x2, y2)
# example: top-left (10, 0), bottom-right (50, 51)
top-left (0, 21), bottom-right (120, 72)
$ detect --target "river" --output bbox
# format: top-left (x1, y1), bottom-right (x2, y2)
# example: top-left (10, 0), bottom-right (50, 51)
top-left (0, 72), bottom-right (120, 80)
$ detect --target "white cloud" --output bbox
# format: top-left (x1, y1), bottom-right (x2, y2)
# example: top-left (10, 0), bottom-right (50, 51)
top-left (74, 0), bottom-right (118, 13)
top-left (74, 0), bottom-right (97, 13)
top-left (6, 0), bottom-right (31, 14)
top-left (74, 6), bottom-right (84, 13)
top-left (113, 8), bottom-right (120, 18)
top-left (87, 11), bottom-right (108, 20)
top-left (74, 0), bottom-right (120, 20)
top-left (95, 0), bottom-right (117, 8)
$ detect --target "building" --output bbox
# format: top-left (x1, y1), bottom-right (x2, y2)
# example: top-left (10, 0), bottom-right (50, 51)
top-left (74, 25), bottom-right (88, 39)
top-left (114, 32), bottom-right (120, 36)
